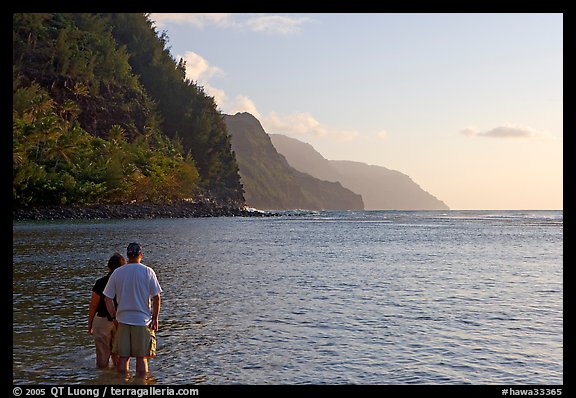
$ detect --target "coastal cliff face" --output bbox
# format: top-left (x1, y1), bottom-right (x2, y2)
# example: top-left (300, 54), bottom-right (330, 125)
top-left (224, 113), bottom-right (364, 211)
top-left (269, 134), bottom-right (450, 210)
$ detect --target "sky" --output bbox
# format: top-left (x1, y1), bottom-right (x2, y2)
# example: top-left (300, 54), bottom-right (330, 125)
top-left (149, 13), bottom-right (563, 210)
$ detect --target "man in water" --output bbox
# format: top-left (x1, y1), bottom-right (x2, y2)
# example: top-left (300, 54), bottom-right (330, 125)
top-left (104, 242), bottom-right (162, 374)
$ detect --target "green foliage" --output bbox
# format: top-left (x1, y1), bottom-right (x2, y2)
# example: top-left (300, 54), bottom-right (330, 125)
top-left (13, 83), bottom-right (200, 208)
top-left (13, 82), bottom-right (107, 206)
top-left (14, 13), bottom-right (154, 138)
top-left (12, 12), bottom-right (240, 209)
top-left (106, 13), bottom-right (244, 204)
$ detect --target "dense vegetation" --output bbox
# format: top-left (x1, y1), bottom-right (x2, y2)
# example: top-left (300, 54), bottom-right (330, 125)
top-left (13, 13), bottom-right (244, 209)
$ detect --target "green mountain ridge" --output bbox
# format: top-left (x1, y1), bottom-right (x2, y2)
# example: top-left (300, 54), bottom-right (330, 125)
top-left (225, 113), bottom-right (364, 210)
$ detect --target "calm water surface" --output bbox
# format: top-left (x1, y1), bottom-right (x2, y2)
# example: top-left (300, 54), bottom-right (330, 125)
top-left (13, 210), bottom-right (563, 384)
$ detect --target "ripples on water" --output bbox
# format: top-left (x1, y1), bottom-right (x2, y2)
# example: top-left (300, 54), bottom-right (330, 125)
top-left (13, 211), bottom-right (562, 384)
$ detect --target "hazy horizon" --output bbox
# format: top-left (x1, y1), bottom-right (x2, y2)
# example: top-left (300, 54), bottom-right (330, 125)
top-left (150, 13), bottom-right (563, 210)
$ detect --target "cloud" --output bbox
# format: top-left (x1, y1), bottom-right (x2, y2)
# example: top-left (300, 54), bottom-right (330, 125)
top-left (202, 83), bottom-right (227, 108)
top-left (179, 51), bottom-right (224, 82)
top-left (262, 112), bottom-right (359, 142)
top-left (201, 83), bottom-right (260, 118)
top-left (150, 13), bottom-right (232, 29)
top-left (263, 112), bottom-right (325, 136)
top-left (460, 124), bottom-right (555, 140)
top-left (150, 13), bottom-right (313, 35)
top-left (244, 15), bottom-right (313, 35)
top-left (229, 95), bottom-right (261, 119)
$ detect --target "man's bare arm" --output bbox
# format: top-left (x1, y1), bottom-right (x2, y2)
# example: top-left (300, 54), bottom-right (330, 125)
top-left (150, 294), bottom-right (161, 331)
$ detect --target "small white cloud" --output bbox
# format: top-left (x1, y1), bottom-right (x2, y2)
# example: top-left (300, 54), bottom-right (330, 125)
top-left (482, 125), bottom-right (539, 138)
top-left (150, 13), bottom-right (233, 29)
top-left (229, 95), bottom-right (261, 119)
top-left (202, 83), bottom-right (227, 109)
top-left (263, 112), bottom-right (325, 136)
top-left (262, 112), bottom-right (359, 142)
top-left (460, 124), bottom-right (555, 140)
top-left (179, 51), bottom-right (224, 83)
top-left (150, 13), bottom-right (313, 35)
top-left (245, 15), bottom-right (313, 35)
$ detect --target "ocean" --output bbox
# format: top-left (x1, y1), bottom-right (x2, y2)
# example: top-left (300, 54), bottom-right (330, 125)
top-left (12, 210), bottom-right (563, 385)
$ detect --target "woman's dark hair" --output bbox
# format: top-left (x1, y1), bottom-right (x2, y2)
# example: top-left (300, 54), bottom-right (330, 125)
top-left (108, 253), bottom-right (126, 271)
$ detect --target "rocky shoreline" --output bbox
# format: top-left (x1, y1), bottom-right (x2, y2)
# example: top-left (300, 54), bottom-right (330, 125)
top-left (13, 201), bottom-right (278, 221)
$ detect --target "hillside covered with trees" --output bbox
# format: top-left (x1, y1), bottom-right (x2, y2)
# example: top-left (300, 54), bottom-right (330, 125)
top-left (13, 13), bottom-right (244, 210)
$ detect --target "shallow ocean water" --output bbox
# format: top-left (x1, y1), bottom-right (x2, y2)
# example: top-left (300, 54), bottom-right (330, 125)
top-left (13, 210), bottom-right (563, 384)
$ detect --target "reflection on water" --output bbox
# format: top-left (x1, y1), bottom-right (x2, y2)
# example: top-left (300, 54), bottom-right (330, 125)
top-left (13, 212), bottom-right (563, 384)
top-left (83, 367), bottom-right (158, 385)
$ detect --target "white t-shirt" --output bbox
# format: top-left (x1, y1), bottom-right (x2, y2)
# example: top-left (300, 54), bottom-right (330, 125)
top-left (103, 262), bottom-right (163, 326)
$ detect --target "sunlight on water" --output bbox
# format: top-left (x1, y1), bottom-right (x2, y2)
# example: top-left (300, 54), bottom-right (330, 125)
top-left (13, 211), bottom-right (562, 384)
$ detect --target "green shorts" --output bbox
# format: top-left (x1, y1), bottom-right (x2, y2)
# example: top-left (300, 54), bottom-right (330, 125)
top-left (113, 323), bottom-right (156, 358)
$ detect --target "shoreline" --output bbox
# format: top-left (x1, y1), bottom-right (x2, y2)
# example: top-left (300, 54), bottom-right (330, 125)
top-left (13, 201), bottom-right (278, 221)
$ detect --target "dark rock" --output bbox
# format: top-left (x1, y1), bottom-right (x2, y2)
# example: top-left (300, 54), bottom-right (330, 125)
top-left (13, 201), bottom-right (279, 221)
